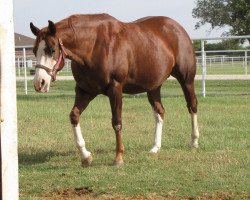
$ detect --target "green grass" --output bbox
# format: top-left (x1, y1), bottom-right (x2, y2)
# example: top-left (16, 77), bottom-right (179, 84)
top-left (196, 64), bottom-right (248, 75)
top-left (17, 80), bottom-right (250, 199)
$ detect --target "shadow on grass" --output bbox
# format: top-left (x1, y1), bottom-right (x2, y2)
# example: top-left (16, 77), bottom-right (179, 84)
top-left (17, 90), bottom-right (249, 102)
top-left (17, 94), bottom-right (74, 101)
top-left (18, 150), bottom-right (76, 165)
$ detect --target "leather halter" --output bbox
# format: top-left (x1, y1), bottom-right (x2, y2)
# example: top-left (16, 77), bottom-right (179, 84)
top-left (35, 38), bottom-right (68, 82)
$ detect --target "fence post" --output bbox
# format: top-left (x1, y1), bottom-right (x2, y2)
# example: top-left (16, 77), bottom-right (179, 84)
top-left (201, 40), bottom-right (206, 97)
top-left (245, 51), bottom-right (248, 75)
top-left (0, 0), bottom-right (19, 199)
top-left (17, 57), bottom-right (20, 77)
top-left (23, 48), bottom-right (28, 95)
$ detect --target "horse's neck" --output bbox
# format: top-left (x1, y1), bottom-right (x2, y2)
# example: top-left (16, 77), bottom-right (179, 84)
top-left (60, 27), bottom-right (97, 66)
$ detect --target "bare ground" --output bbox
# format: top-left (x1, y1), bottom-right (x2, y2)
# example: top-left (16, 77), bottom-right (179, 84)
top-left (29, 187), bottom-right (249, 200)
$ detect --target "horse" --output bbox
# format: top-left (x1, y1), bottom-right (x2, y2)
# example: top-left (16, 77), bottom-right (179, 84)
top-left (30, 14), bottom-right (200, 167)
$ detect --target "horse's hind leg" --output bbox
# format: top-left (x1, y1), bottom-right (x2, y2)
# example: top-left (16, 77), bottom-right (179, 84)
top-left (107, 79), bottom-right (124, 166)
top-left (176, 75), bottom-right (200, 148)
top-left (70, 86), bottom-right (96, 167)
top-left (147, 86), bottom-right (165, 153)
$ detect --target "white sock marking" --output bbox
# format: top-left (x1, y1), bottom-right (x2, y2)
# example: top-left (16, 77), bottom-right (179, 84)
top-left (191, 113), bottom-right (199, 148)
top-left (72, 124), bottom-right (91, 159)
top-left (150, 111), bottom-right (163, 153)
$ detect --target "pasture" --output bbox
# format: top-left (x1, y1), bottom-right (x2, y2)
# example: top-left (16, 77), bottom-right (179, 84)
top-left (17, 79), bottom-right (249, 199)
top-left (196, 65), bottom-right (248, 75)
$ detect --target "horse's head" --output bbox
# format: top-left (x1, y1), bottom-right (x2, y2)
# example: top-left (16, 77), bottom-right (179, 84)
top-left (30, 21), bottom-right (67, 92)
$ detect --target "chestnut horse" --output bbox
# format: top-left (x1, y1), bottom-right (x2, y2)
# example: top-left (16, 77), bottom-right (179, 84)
top-left (30, 14), bottom-right (199, 167)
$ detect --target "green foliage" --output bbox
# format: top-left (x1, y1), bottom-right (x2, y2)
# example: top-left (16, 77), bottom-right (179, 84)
top-left (193, 39), bottom-right (243, 51)
top-left (17, 80), bottom-right (249, 199)
top-left (193, 40), bottom-right (201, 51)
top-left (206, 40), bottom-right (242, 50)
top-left (192, 0), bottom-right (250, 35)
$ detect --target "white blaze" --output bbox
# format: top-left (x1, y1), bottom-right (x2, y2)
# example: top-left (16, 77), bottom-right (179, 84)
top-left (33, 40), bottom-right (56, 92)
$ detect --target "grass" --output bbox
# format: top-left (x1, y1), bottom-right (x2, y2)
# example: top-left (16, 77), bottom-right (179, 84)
top-left (17, 79), bottom-right (249, 199)
top-left (196, 64), bottom-right (248, 75)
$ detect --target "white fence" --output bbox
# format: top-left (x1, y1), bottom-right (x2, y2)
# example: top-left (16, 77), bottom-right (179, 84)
top-left (196, 50), bottom-right (249, 73)
top-left (16, 35), bottom-right (250, 96)
top-left (194, 35), bottom-right (250, 97)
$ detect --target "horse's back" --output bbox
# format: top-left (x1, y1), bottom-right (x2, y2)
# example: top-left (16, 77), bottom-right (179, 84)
top-left (135, 16), bottom-right (196, 83)
top-left (121, 16), bottom-right (196, 91)
top-left (133, 16), bottom-right (195, 63)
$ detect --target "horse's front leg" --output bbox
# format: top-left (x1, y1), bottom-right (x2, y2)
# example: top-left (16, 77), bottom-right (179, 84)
top-left (108, 80), bottom-right (124, 166)
top-left (70, 86), bottom-right (96, 167)
top-left (147, 87), bottom-right (165, 153)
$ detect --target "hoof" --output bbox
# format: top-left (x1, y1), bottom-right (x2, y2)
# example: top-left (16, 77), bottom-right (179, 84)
top-left (81, 155), bottom-right (93, 167)
top-left (113, 159), bottom-right (124, 167)
top-left (191, 143), bottom-right (199, 148)
top-left (149, 146), bottom-right (160, 154)
top-left (191, 140), bottom-right (199, 148)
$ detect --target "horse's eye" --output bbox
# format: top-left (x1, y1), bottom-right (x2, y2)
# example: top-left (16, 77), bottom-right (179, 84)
top-left (44, 46), bottom-right (55, 55)
top-left (50, 48), bottom-right (55, 53)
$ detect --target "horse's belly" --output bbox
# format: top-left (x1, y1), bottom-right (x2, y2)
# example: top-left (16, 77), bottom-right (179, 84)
top-left (71, 65), bottom-right (109, 94)
top-left (123, 71), bottom-right (170, 94)
top-left (123, 40), bottom-right (174, 93)
top-left (122, 83), bottom-right (148, 94)
top-left (123, 62), bottom-right (172, 93)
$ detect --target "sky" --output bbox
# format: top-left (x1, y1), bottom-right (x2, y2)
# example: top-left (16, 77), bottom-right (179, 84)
top-left (13, 0), bottom-right (228, 39)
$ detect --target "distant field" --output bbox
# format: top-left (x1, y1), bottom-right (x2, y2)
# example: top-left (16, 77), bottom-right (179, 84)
top-left (196, 63), bottom-right (248, 75)
top-left (17, 79), bottom-right (249, 199)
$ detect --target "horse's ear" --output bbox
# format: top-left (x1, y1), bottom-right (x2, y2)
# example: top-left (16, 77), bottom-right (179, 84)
top-left (30, 22), bottom-right (40, 36)
top-left (48, 20), bottom-right (56, 36)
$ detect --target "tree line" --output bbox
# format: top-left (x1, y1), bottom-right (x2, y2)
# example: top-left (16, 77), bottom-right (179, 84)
top-left (192, 0), bottom-right (250, 51)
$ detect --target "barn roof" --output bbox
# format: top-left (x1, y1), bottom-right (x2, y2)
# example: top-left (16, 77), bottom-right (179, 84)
top-left (15, 33), bottom-right (35, 46)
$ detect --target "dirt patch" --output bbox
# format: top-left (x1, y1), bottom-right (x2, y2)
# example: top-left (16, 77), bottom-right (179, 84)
top-left (40, 187), bottom-right (94, 200)
top-left (37, 188), bottom-right (249, 200)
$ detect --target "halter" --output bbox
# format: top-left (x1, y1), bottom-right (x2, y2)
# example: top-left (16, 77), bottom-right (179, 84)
top-left (35, 38), bottom-right (68, 82)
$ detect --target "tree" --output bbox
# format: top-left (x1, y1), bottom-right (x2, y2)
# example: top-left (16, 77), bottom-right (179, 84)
top-left (193, 39), bottom-right (243, 51)
top-left (192, 0), bottom-right (250, 36)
